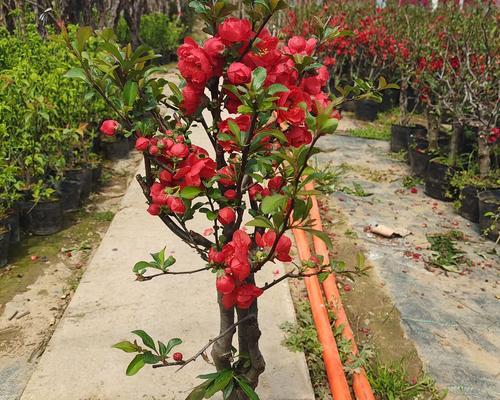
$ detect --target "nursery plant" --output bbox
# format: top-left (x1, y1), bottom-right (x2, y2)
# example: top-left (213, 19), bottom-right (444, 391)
top-left (62, 1), bottom-right (393, 398)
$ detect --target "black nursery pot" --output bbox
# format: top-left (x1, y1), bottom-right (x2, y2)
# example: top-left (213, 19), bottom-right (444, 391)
top-left (4, 207), bottom-right (21, 244)
top-left (380, 89), bottom-right (400, 111)
top-left (391, 124), bottom-right (427, 153)
top-left (65, 168), bottom-right (92, 199)
top-left (409, 146), bottom-right (429, 178)
top-left (478, 189), bottom-right (500, 242)
top-left (103, 138), bottom-right (129, 161)
top-left (59, 179), bottom-right (82, 212)
top-left (424, 160), bottom-right (456, 201)
top-left (354, 100), bottom-right (378, 122)
top-left (0, 227), bottom-right (9, 268)
top-left (26, 199), bottom-right (63, 235)
top-left (91, 165), bottom-right (103, 189)
top-left (458, 186), bottom-right (480, 223)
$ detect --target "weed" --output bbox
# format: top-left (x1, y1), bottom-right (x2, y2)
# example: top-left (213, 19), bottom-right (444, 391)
top-left (94, 211), bottom-right (115, 222)
top-left (367, 356), bottom-right (448, 400)
top-left (387, 150), bottom-right (408, 162)
top-left (341, 182), bottom-right (372, 197)
top-left (426, 230), bottom-right (468, 273)
top-left (345, 229), bottom-right (358, 238)
top-left (314, 163), bottom-right (346, 195)
top-left (402, 176), bottom-right (423, 189)
top-left (347, 126), bottom-right (391, 141)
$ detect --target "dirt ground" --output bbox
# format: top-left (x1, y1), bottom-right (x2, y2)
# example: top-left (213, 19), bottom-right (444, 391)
top-left (0, 153), bottom-right (141, 400)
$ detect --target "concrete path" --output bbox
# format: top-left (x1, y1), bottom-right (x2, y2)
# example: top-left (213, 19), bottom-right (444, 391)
top-left (316, 133), bottom-right (499, 400)
top-left (20, 120), bottom-right (314, 400)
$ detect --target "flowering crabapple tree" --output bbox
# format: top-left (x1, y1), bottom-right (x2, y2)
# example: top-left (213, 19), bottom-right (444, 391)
top-left (62, 1), bottom-right (389, 398)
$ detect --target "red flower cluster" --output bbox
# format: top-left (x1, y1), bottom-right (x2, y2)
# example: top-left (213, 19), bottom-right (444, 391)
top-left (210, 230), bottom-right (263, 309)
top-left (256, 230), bottom-right (292, 262)
top-left (134, 131), bottom-right (217, 217)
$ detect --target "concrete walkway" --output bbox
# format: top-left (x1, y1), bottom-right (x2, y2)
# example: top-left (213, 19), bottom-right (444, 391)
top-left (20, 123), bottom-right (314, 399)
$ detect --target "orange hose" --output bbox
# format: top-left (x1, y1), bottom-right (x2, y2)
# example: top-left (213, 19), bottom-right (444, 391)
top-left (291, 227), bottom-right (353, 400)
top-left (306, 182), bottom-right (375, 400)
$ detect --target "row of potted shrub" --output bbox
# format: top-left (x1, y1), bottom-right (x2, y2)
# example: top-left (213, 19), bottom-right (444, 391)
top-left (0, 18), bottom-right (124, 267)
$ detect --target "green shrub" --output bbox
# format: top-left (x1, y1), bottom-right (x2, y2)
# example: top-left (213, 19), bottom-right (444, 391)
top-left (0, 21), bottom-right (107, 203)
top-left (115, 15), bottom-right (131, 44)
top-left (139, 13), bottom-right (184, 55)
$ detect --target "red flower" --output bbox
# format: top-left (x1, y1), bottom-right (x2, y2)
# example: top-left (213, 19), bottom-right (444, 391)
top-left (217, 18), bottom-right (252, 46)
top-left (216, 274), bottom-right (236, 295)
top-left (159, 170), bottom-right (173, 185)
top-left (277, 87), bottom-right (311, 126)
top-left (227, 62), bottom-right (252, 84)
top-left (177, 37), bottom-right (214, 88)
top-left (100, 120), bottom-right (119, 136)
top-left (248, 184), bottom-right (263, 200)
top-left (256, 230), bottom-right (292, 262)
top-left (135, 137), bottom-right (150, 151)
top-left (218, 207), bottom-right (236, 225)
top-left (224, 189), bottom-right (237, 200)
top-left (169, 143), bottom-right (189, 159)
top-left (181, 84), bottom-right (203, 115)
top-left (284, 36), bottom-right (317, 56)
top-left (218, 115), bottom-right (251, 152)
top-left (286, 126), bottom-right (312, 147)
top-left (167, 197), bottom-right (186, 215)
top-left (203, 37), bottom-right (225, 58)
top-left (217, 165), bottom-right (236, 186)
top-left (147, 203), bottom-right (161, 216)
top-left (268, 176), bottom-right (284, 193)
top-left (236, 284), bottom-right (263, 309)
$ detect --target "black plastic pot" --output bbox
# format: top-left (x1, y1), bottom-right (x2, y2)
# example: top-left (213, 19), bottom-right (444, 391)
top-left (478, 189), bottom-right (500, 242)
top-left (380, 89), bottom-right (400, 111)
top-left (26, 199), bottom-right (63, 235)
top-left (424, 160), bottom-right (456, 201)
top-left (128, 135), bottom-right (137, 150)
top-left (0, 227), bottom-right (9, 268)
top-left (103, 138), bottom-right (129, 161)
top-left (391, 124), bottom-right (427, 153)
top-left (409, 147), bottom-right (429, 178)
top-left (91, 165), bottom-right (103, 189)
top-left (458, 186), bottom-right (480, 223)
top-left (60, 179), bottom-right (82, 212)
top-left (354, 100), bottom-right (378, 122)
top-left (65, 168), bottom-right (92, 199)
top-left (4, 207), bottom-right (21, 244)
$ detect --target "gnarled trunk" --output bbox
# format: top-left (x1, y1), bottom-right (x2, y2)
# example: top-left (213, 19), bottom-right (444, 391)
top-left (478, 133), bottom-right (490, 178)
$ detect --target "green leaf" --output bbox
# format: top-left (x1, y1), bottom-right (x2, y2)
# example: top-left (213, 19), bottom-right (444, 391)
top-left (251, 67), bottom-right (267, 91)
top-left (142, 351), bottom-right (161, 364)
top-left (318, 272), bottom-right (330, 283)
top-left (123, 81), bottom-right (139, 106)
top-left (222, 379), bottom-right (235, 400)
top-left (163, 255), bottom-right (176, 270)
top-left (186, 381), bottom-right (212, 400)
top-left (64, 68), bottom-right (88, 82)
top-left (165, 337), bottom-right (182, 354)
top-left (131, 330), bottom-right (156, 351)
top-left (126, 354), bottom-right (145, 376)
top-left (112, 341), bottom-right (140, 353)
top-left (246, 216), bottom-right (274, 229)
top-left (204, 370), bottom-right (233, 397)
top-left (235, 377), bottom-right (260, 400)
top-left (303, 228), bottom-right (333, 250)
top-left (133, 261), bottom-right (153, 273)
top-left (180, 186), bottom-right (203, 200)
top-left (261, 194), bottom-right (286, 214)
top-left (158, 340), bottom-right (167, 356)
top-left (76, 26), bottom-right (92, 52)
top-left (168, 81), bottom-right (183, 100)
top-left (267, 84), bottom-right (288, 95)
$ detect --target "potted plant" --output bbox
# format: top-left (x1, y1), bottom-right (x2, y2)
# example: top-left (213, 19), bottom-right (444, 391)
top-left (0, 161), bottom-right (22, 244)
top-left (25, 180), bottom-right (64, 235)
top-left (478, 190), bottom-right (500, 242)
top-left (451, 167), bottom-right (499, 223)
top-left (64, 2), bottom-right (392, 397)
top-left (100, 120), bottom-right (130, 160)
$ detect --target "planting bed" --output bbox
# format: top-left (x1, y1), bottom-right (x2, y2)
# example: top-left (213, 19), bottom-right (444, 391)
top-left (310, 126), bottom-right (499, 400)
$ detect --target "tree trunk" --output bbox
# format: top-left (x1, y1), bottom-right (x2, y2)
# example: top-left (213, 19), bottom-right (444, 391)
top-left (478, 133), bottom-right (490, 178)
top-left (426, 107), bottom-right (439, 151)
top-left (399, 79), bottom-right (409, 126)
top-left (449, 121), bottom-right (463, 167)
